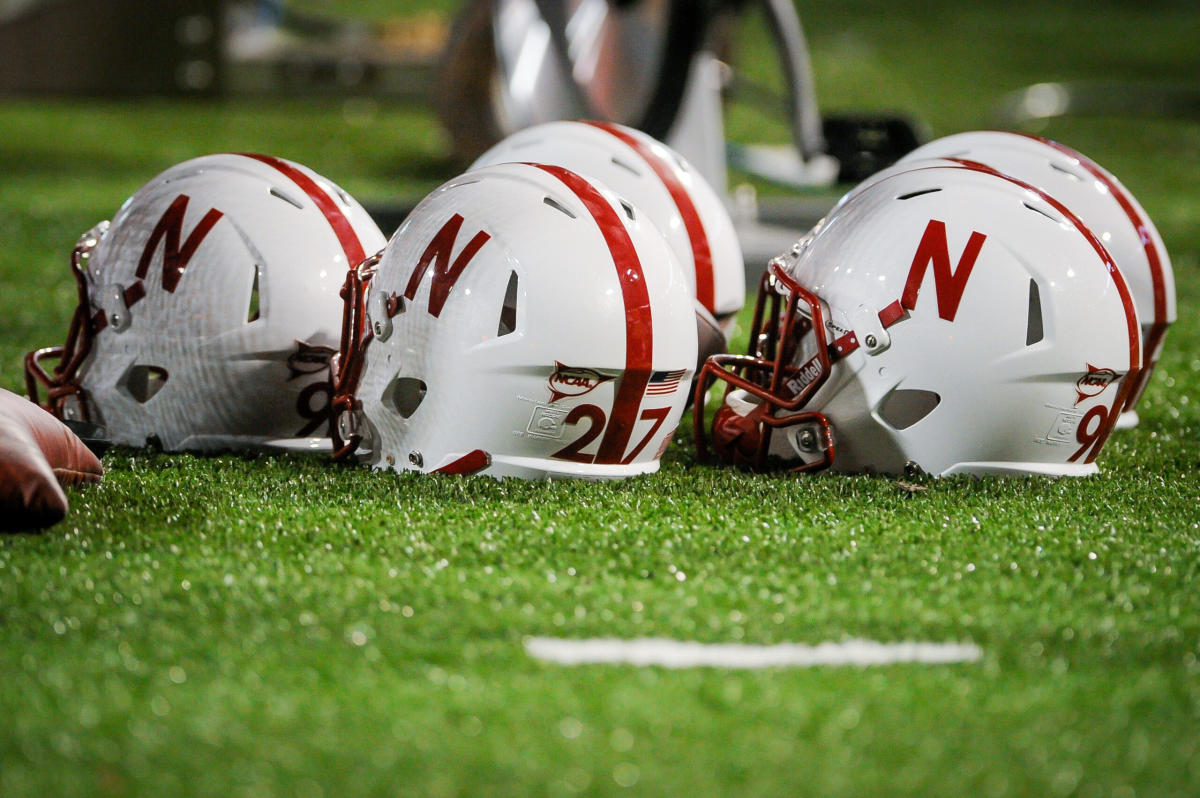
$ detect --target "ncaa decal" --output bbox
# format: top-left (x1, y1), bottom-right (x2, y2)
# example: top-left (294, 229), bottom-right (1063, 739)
top-left (404, 213), bottom-right (490, 317)
top-left (1075, 364), bottom-right (1120, 406)
top-left (137, 194), bottom-right (224, 292)
top-left (547, 361), bottom-right (616, 403)
top-left (901, 219), bottom-right (987, 322)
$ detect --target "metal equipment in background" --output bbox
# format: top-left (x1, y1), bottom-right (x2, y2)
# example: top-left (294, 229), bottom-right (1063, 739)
top-left (998, 81), bottom-right (1200, 125)
top-left (0, 0), bottom-right (442, 101)
top-left (0, 0), bottom-right (924, 268)
top-left (0, 0), bottom-right (223, 96)
top-left (437, 0), bottom-right (925, 267)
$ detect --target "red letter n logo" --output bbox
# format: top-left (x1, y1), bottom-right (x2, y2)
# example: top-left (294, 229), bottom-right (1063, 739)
top-left (404, 214), bottom-right (491, 318)
top-left (900, 219), bottom-right (987, 322)
top-left (136, 194), bottom-right (225, 293)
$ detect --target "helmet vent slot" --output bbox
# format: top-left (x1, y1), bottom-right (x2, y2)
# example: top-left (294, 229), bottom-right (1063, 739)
top-left (1049, 161), bottom-right (1086, 182)
top-left (543, 196), bottom-right (577, 219)
top-left (610, 156), bottom-right (642, 176)
top-left (619, 200), bottom-right (636, 221)
top-left (498, 270), bottom-right (519, 337)
top-left (269, 187), bottom-right (304, 209)
top-left (897, 188), bottom-right (941, 201)
top-left (1026, 278), bottom-right (1044, 345)
top-left (1022, 202), bottom-right (1062, 224)
top-left (878, 388), bottom-right (940, 430)
top-left (247, 268), bottom-right (261, 323)
top-left (121, 365), bottom-right (169, 404)
top-left (384, 376), bottom-right (427, 420)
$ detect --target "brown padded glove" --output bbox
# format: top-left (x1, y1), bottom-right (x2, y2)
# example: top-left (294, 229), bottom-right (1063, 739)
top-left (0, 388), bottom-right (103, 531)
top-left (695, 301), bottom-right (729, 375)
top-left (688, 301), bottom-right (729, 410)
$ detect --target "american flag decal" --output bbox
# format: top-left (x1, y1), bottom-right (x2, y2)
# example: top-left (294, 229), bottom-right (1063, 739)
top-left (646, 368), bottom-right (688, 396)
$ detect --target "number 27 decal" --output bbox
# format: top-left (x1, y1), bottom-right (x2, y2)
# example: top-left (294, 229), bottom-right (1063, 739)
top-left (551, 404), bottom-right (671, 466)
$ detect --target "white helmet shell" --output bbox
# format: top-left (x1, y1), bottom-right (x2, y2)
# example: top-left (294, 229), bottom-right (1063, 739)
top-left (892, 131), bottom-right (1174, 427)
top-left (697, 164), bottom-right (1142, 477)
top-left (470, 120), bottom-right (745, 330)
top-left (26, 153), bottom-right (386, 451)
top-left (332, 162), bottom-right (698, 480)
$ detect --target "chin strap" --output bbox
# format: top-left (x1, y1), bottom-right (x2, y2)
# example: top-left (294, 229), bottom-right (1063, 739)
top-left (330, 252), bottom-right (381, 460)
top-left (24, 222), bottom-right (109, 420)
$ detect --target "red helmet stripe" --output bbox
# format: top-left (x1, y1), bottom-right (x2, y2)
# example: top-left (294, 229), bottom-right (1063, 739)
top-left (239, 153), bottom-right (367, 268)
top-left (1017, 132), bottom-right (1169, 411)
top-left (584, 121), bottom-right (717, 314)
top-left (433, 449), bottom-right (492, 475)
top-left (531, 163), bottom-right (653, 465)
top-left (949, 159), bottom-right (1141, 463)
top-left (1016, 133), bottom-right (1168, 327)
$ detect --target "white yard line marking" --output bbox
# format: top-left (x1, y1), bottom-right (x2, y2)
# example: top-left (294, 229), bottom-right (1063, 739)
top-left (525, 637), bottom-right (982, 669)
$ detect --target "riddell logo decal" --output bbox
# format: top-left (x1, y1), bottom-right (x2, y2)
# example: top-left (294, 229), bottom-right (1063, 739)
top-left (1075, 364), bottom-right (1119, 405)
top-left (783, 355), bottom-right (823, 398)
top-left (548, 361), bottom-right (615, 403)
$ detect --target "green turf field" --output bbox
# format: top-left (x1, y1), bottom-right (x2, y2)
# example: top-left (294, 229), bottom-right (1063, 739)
top-left (2, 1), bottom-right (1199, 796)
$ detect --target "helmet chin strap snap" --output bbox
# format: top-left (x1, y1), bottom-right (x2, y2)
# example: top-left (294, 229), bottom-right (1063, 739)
top-left (99, 284), bottom-right (132, 332)
top-left (788, 421), bottom-right (832, 465)
top-left (60, 394), bottom-right (87, 422)
top-left (367, 285), bottom-right (394, 341)
top-left (335, 407), bottom-right (372, 458)
top-left (850, 303), bottom-right (891, 355)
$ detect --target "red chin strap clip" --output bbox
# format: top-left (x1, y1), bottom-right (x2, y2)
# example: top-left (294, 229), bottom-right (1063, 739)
top-left (330, 252), bottom-right (381, 460)
top-left (25, 224), bottom-right (109, 421)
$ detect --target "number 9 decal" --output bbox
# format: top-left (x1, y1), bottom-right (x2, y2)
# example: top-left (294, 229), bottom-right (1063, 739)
top-left (295, 380), bottom-right (332, 436)
top-left (1069, 404), bottom-right (1108, 463)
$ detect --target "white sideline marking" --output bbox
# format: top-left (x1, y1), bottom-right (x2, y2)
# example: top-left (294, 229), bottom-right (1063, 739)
top-left (524, 637), bottom-right (982, 669)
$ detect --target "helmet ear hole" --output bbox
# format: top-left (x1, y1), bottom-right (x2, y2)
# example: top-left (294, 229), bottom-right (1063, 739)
top-left (877, 388), bottom-right (941, 431)
top-left (1026, 278), bottom-right (1044, 346)
top-left (383, 376), bottom-right (427, 419)
top-left (246, 267), bottom-right (261, 323)
top-left (120, 365), bottom-right (169, 404)
top-left (498, 271), bottom-right (519, 337)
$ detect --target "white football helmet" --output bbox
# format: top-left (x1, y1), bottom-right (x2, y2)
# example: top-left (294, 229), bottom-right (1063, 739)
top-left (695, 163), bottom-right (1142, 477)
top-left (331, 162), bottom-right (698, 479)
top-left (25, 153), bottom-right (386, 451)
top-left (470, 120), bottom-right (745, 331)
top-left (893, 131), bottom-right (1175, 428)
